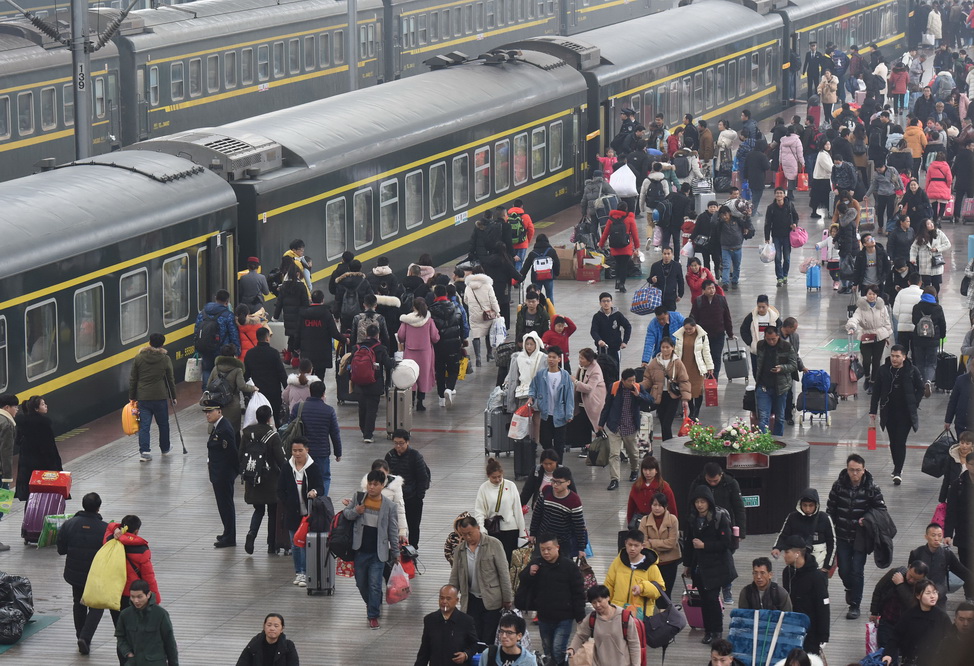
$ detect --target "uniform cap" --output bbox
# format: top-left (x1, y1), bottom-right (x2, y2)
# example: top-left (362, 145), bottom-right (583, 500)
top-left (201, 400), bottom-right (223, 412)
top-left (247, 256), bottom-right (260, 264)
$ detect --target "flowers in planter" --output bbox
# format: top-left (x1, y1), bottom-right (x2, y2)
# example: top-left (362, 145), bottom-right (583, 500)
top-left (684, 417), bottom-right (782, 454)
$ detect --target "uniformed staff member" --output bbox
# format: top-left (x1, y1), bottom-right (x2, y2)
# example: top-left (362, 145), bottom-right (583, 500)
top-left (204, 400), bottom-right (239, 549)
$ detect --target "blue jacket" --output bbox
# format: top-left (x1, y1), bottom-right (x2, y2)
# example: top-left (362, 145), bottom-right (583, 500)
top-left (290, 398), bottom-right (342, 459)
top-left (196, 302), bottom-right (240, 354)
top-left (598, 381), bottom-right (654, 432)
top-left (528, 367), bottom-right (575, 428)
top-left (641, 311), bottom-right (685, 362)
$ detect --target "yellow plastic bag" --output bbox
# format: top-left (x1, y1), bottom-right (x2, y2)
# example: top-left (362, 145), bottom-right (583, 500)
top-left (121, 400), bottom-right (139, 436)
top-left (81, 538), bottom-right (127, 610)
top-left (457, 356), bottom-right (469, 381)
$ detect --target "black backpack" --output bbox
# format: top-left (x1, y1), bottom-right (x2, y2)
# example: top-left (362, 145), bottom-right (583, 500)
top-left (203, 370), bottom-right (234, 407)
top-left (307, 496), bottom-right (336, 533)
top-left (608, 218), bottom-right (631, 249)
top-left (852, 139), bottom-right (867, 156)
top-left (673, 155), bottom-right (691, 179)
top-left (508, 210), bottom-right (527, 245)
top-left (194, 311), bottom-right (222, 354)
top-left (327, 492), bottom-right (361, 560)
top-left (341, 285), bottom-right (361, 319)
top-left (240, 428), bottom-right (276, 487)
top-left (643, 178), bottom-right (667, 206)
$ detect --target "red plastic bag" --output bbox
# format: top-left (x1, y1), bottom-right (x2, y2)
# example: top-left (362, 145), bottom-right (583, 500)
top-left (386, 562), bottom-right (411, 604)
top-left (336, 558), bottom-right (355, 577)
top-left (508, 403), bottom-right (533, 440)
top-left (796, 170), bottom-right (809, 192)
top-left (401, 557), bottom-right (416, 579)
top-left (774, 167), bottom-right (787, 189)
top-left (677, 404), bottom-right (693, 437)
top-left (292, 516), bottom-right (309, 548)
top-left (867, 426), bottom-right (877, 451)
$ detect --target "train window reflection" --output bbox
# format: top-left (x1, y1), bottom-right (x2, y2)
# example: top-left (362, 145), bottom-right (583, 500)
top-left (354, 189), bottom-right (375, 249)
top-left (495, 139), bottom-right (510, 193)
top-left (189, 59), bottom-right (202, 97)
top-left (319, 35), bottom-right (330, 66)
top-left (549, 121), bottom-right (562, 171)
top-left (380, 180), bottom-right (400, 238)
top-left (242, 48), bottom-right (255, 84)
top-left (207, 54), bottom-right (220, 93)
top-left (513, 133), bottom-right (528, 185)
top-left (304, 36), bottom-right (315, 71)
top-left (1, 97), bottom-right (12, 139)
top-left (74, 285), bottom-right (105, 361)
top-left (452, 155), bottom-right (469, 210)
top-left (17, 92), bottom-right (33, 136)
top-left (289, 38), bottom-right (300, 74)
top-left (430, 162), bottom-right (447, 218)
top-left (405, 170), bottom-right (424, 228)
top-left (225, 52), bottom-right (237, 89)
top-left (325, 198), bottom-right (347, 260)
top-left (148, 67), bottom-right (159, 106)
top-left (474, 147), bottom-right (490, 200)
top-left (273, 42), bottom-right (285, 78)
top-left (531, 127), bottom-right (546, 179)
top-left (335, 30), bottom-right (346, 65)
top-left (41, 87), bottom-right (56, 131)
top-left (258, 45), bottom-right (270, 81)
top-left (163, 255), bottom-right (189, 327)
top-left (120, 269), bottom-right (149, 344)
top-left (25, 300), bottom-right (57, 381)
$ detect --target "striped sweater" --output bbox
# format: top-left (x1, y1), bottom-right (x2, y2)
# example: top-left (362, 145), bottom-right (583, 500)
top-left (529, 486), bottom-right (588, 554)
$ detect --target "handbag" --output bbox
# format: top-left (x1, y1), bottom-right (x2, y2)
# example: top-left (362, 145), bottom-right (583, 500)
top-left (184, 354), bottom-right (203, 382)
top-left (677, 403), bottom-right (693, 437)
top-left (122, 400), bottom-right (139, 436)
top-left (931, 253), bottom-right (946, 268)
top-left (483, 485), bottom-right (505, 536)
top-left (576, 555), bottom-right (597, 591)
top-left (292, 516), bottom-right (310, 548)
top-left (922, 427), bottom-right (957, 477)
top-left (789, 226), bottom-right (808, 248)
top-left (860, 333), bottom-right (877, 343)
top-left (849, 357), bottom-right (865, 381)
top-left (630, 284), bottom-right (657, 316)
top-left (774, 166), bottom-right (787, 189)
top-left (796, 168), bottom-right (809, 192)
top-left (643, 582), bottom-right (688, 648)
top-left (471, 290), bottom-right (497, 321)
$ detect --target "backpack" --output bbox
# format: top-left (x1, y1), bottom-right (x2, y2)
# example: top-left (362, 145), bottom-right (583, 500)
top-left (852, 139), bottom-right (867, 156)
top-left (643, 178), bottom-right (667, 206)
top-left (608, 218), bottom-right (631, 249)
top-left (802, 369), bottom-right (831, 394)
top-left (915, 313), bottom-right (936, 338)
top-left (399, 286), bottom-right (416, 315)
top-left (341, 285), bottom-right (361, 319)
top-left (240, 428), bottom-right (276, 487)
top-left (532, 248), bottom-right (554, 280)
top-left (194, 311), bottom-right (222, 354)
top-left (307, 496), bottom-right (335, 533)
top-left (588, 608), bottom-right (646, 666)
top-left (203, 370), bottom-right (234, 407)
top-left (349, 343), bottom-right (378, 386)
top-left (279, 401), bottom-right (307, 450)
top-left (508, 210), bottom-right (527, 245)
top-left (355, 311), bottom-right (380, 345)
top-left (327, 493), bottom-right (361, 561)
top-left (673, 155), bottom-right (691, 179)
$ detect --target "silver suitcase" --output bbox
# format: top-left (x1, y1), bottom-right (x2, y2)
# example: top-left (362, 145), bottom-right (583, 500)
top-left (306, 531), bottom-right (335, 596)
top-left (385, 388), bottom-right (413, 439)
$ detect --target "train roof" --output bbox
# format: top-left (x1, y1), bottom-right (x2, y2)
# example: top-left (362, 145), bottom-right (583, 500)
top-left (579, 0), bottom-right (781, 88)
top-left (0, 13), bottom-right (118, 70)
top-left (779, 0), bottom-right (856, 22)
top-left (0, 152), bottom-right (236, 281)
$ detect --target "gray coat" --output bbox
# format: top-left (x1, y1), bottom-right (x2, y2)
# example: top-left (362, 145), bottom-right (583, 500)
top-left (580, 177), bottom-right (615, 218)
top-left (448, 534), bottom-right (514, 612)
top-left (343, 494), bottom-right (400, 563)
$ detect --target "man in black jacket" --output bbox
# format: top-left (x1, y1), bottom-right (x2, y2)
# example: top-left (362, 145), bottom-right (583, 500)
top-left (350, 324), bottom-right (396, 443)
top-left (781, 536), bottom-right (830, 655)
top-left (663, 183), bottom-right (693, 251)
top-left (852, 233), bottom-right (892, 296)
top-left (517, 534), bottom-right (585, 666)
top-left (688, 462), bottom-right (747, 605)
top-left (205, 401), bottom-right (240, 548)
top-left (430, 285), bottom-right (466, 408)
top-left (869, 560), bottom-right (928, 653)
top-left (952, 143), bottom-right (974, 223)
top-left (295, 290), bottom-right (344, 378)
top-left (590, 292), bottom-right (632, 367)
top-left (244, 327), bottom-right (288, 427)
top-left (648, 247), bottom-right (685, 311)
top-left (908, 523), bottom-right (973, 607)
top-left (414, 585), bottom-right (479, 666)
top-left (57, 492), bottom-right (109, 655)
top-left (386, 429), bottom-right (431, 549)
top-left (802, 42), bottom-right (825, 98)
top-left (744, 143), bottom-right (770, 214)
top-left (764, 188), bottom-right (799, 286)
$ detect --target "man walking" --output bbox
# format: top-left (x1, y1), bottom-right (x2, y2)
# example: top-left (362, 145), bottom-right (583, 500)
top-left (57, 492), bottom-right (109, 655)
top-left (386, 429), bottom-right (431, 549)
top-left (0, 394), bottom-right (17, 550)
top-left (290, 381), bottom-right (342, 496)
top-left (764, 188), bottom-right (799, 286)
top-left (203, 400), bottom-right (239, 548)
top-left (688, 462), bottom-right (747, 605)
top-left (448, 515), bottom-right (513, 643)
top-left (869, 560), bottom-right (929, 653)
top-left (194, 289), bottom-right (240, 386)
top-left (781, 536), bottom-right (830, 655)
top-left (244, 327), bottom-right (288, 427)
top-left (527, 347), bottom-right (575, 461)
top-left (115, 580), bottom-right (178, 666)
top-left (599, 368), bottom-right (653, 491)
top-left (414, 585), bottom-right (479, 666)
top-left (754, 326), bottom-right (798, 436)
top-left (739, 557), bottom-right (792, 610)
top-left (349, 324), bottom-right (396, 443)
top-left (128, 333), bottom-right (176, 462)
top-left (691, 281), bottom-right (735, 378)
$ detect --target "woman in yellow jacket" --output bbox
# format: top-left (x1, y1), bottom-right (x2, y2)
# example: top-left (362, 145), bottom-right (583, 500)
top-left (603, 529), bottom-right (665, 614)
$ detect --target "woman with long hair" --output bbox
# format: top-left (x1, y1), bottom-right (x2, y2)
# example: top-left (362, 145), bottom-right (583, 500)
top-left (473, 457), bottom-right (526, 563)
top-left (685, 257), bottom-right (722, 303)
top-left (520, 233), bottom-right (558, 302)
top-left (281, 358), bottom-right (320, 416)
top-left (638, 493), bottom-right (681, 594)
top-left (910, 218), bottom-right (951, 294)
top-left (642, 337), bottom-right (691, 441)
top-left (567, 348), bottom-right (606, 453)
top-left (397, 298), bottom-right (440, 412)
top-left (810, 139), bottom-right (833, 219)
top-left (15, 395), bottom-right (62, 502)
top-left (627, 455), bottom-right (678, 526)
top-left (925, 151), bottom-right (953, 222)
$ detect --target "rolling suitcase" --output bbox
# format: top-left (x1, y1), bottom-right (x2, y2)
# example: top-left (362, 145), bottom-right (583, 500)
top-left (22, 491), bottom-right (66, 544)
top-left (829, 334), bottom-right (858, 399)
top-left (305, 531), bottom-right (335, 596)
top-left (681, 575), bottom-right (723, 629)
top-left (723, 337), bottom-right (749, 381)
top-left (274, 503), bottom-right (291, 555)
top-left (936, 344), bottom-right (958, 392)
top-left (513, 438), bottom-right (536, 480)
top-left (335, 367), bottom-right (358, 405)
top-left (806, 264), bottom-right (821, 292)
top-left (485, 408), bottom-right (515, 456)
top-left (385, 388), bottom-right (413, 439)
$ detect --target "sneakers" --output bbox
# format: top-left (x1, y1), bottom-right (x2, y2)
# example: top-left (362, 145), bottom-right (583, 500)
top-left (368, 618), bottom-right (380, 630)
top-left (731, 283), bottom-right (739, 290)
top-left (139, 453), bottom-right (152, 463)
top-left (924, 382), bottom-right (932, 398)
top-left (606, 480), bottom-right (619, 491)
top-left (721, 282), bottom-right (730, 290)
top-left (893, 474), bottom-right (902, 486)
top-left (445, 389), bottom-right (455, 406)
top-left (833, 280), bottom-right (841, 290)
top-left (476, 358), bottom-right (483, 368)
top-left (363, 437), bottom-right (374, 443)
top-left (783, 277), bottom-right (788, 285)
top-left (416, 402), bottom-right (426, 412)
top-left (629, 470), bottom-right (639, 482)
top-left (297, 574), bottom-right (307, 588)
top-left (438, 397), bottom-right (446, 407)
top-left (723, 591), bottom-right (734, 605)
top-left (293, 573), bottom-right (304, 586)
top-left (161, 448), bottom-right (172, 456)
top-left (776, 278), bottom-right (784, 287)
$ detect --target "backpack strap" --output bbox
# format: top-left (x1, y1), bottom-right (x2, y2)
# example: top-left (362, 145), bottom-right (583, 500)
top-left (620, 608), bottom-right (630, 641)
top-left (486, 645), bottom-right (498, 666)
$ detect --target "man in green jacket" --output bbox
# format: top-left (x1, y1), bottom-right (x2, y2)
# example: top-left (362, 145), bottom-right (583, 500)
top-left (128, 333), bottom-right (176, 463)
top-left (115, 579), bottom-right (178, 665)
top-left (754, 325), bottom-right (798, 438)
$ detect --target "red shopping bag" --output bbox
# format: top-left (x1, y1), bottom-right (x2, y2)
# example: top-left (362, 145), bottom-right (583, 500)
top-left (796, 169), bottom-right (809, 192)
top-left (336, 558), bottom-right (356, 577)
top-left (677, 404), bottom-right (693, 437)
top-left (508, 403), bottom-right (533, 440)
top-left (704, 377), bottom-right (719, 407)
top-left (867, 426), bottom-right (877, 451)
top-left (386, 562), bottom-right (411, 604)
top-left (774, 167), bottom-right (787, 189)
top-left (292, 516), bottom-right (309, 548)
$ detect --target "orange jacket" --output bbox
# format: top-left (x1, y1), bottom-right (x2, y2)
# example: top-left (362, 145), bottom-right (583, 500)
top-left (103, 522), bottom-right (161, 601)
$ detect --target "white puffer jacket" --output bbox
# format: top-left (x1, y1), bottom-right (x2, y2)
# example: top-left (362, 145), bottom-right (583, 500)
top-left (892, 285), bottom-right (923, 332)
top-left (673, 326), bottom-right (715, 373)
top-left (846, 297), bottom-right (893, 342)
top-left (910, 229), bottom-right (952, 277)
top-left (463, 273), bottom-right (501, 339)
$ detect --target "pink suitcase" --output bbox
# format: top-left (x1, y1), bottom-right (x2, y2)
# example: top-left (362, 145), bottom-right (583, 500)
top-left (22, 491), bottom-right (66, 544)
top-left (830, 334), bottom-right (859, 399)
top-left (681, 576), bottom-right (723, 629)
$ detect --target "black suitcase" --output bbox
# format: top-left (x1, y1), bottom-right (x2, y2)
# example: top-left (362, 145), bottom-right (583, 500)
top-left (273, 503), bottom-right (291, 555)
top-left (513, 438), bottom-right (536, 480)
top-left (335, 368), bottom-right (358, 404)
top-left (485, 408), bottom-right (515, 456)
top-left (306, 531), bottom-right (335, 596)
top-left (936, 348), bottom-right (958, 392)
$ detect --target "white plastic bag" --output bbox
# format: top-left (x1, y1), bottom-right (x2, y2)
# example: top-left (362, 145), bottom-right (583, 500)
top-left (487, 386), bottom-right (505, 413)
top-left (242, 388), bottom-right (271, 429)
top-left (680, 241), bottom-right (695, 259)
top-left (508, 405), bottom-right (532, 440)
top-left (489, 317), bottom-right (508, 347)
top-left (609, 164), bottom-right (638, 197)
top-left (184, 356), bottom-right (202, 382)
top-left (386, 562), bottom-right (411, 604)
top-left (392, 359), bottom-right (420, 389)
top-left (759, 243), bottom-right (776, 264)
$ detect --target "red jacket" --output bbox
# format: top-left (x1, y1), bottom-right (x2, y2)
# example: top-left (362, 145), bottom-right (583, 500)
top-left (509, 207), bottom-right (535, 250)
top-left (541, 316), bottom-right (577, 366)
top-left (685, 266), bottom-right (724, 302)
top-left (599, 210), bottom-right (639, 256)
top-left (925, 160), bottom-right (953, 201)
top-left (104, 523), bottom-right (161, 601)
top-left (238, 323), bottom-right (262, 360)
top-left (626, 478), bottom-right (678, 524)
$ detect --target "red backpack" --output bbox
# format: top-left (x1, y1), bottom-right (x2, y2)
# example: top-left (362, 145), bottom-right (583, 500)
top-left (588, 607), bottom-right (646, 664)
top-left (349, 344), bottom-right (377, 385)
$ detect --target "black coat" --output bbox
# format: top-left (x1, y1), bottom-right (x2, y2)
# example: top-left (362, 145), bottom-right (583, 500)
top-left (945, 472), bottom-right (972, 551)
top-left (400, 275), bottom-right (432, 312)
top-left (295, 304), bottom-right (342, 370)
top-left (385, 446), bottom-right (431, 500)
top-left (236, 633), bottom-right (299, 666)
top-left (782, 557), bottom-right (831, 649)
top-left (56, 510), bottom-right (108, 588)
top-left (744, 149), bottom-right (770, 187)
top-left (207, 417), bottom-right (239, 483)
top-left (516, 555), bottom-right (586, 622)
top-left (871, 357), bottom-right (925, 433)
top-left (648, 260), bottom-right (685, 302)
top-left (887, 227), bottom-right (916, 265)
top-left (413, 610), bottom-right (479, 666)
top-left (277, 461), bottom-right (326, 531)
top-left (333, 272), bottom-right (373, 324)
top-left (590, 309), bottom-right (632, 350)
top-left (869, 566), bottom-right (916, 620)
top-left (274, 280), bottom-right (310, 338)
top-left (953, 149), bottom-right (974, 194)
top-left (687, 472), bottom-right (747, 536)
top-left (682, 485), bottom-right (737, 590)
top-left (907, 544), bottom-right (972, 604)
top-left (852, 245), bottom-right (891, 288)
top-left (854, 507), bottom-right (898, 568)
top-left (244, 342), bottom-right (288, 402)
top-left (349, 339), bottom-right (396, 397)
top-left (771, 488), bottom-right (836, 569)
top-left (764, 199), bottom-right (798, 241)
top-left (429, 298), bottom-right (464, 346)
top-left (15, 411), bottom-right (62, 501)
top-left (912, 300), bottom-right (947, 341)
top-left (826, 469), bottom-right (886, 541)
top-left (482, 254), bottom-right (523, 304)
top-left (886, 605), bottom-right (954, 666)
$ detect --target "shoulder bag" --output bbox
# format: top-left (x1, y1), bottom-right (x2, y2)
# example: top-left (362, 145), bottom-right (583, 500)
top-left (483, 485), bottom-right (504, 536)
top-left (471, 289), bottom-right (497, 321)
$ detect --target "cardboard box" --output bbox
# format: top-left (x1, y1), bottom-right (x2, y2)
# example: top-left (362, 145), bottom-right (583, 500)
top-left (575, 251), bottom-right (602, 282)
top-left (554, 246), bottom-right (575, 280)
top-left (29, 470), bottom-right (72, 498)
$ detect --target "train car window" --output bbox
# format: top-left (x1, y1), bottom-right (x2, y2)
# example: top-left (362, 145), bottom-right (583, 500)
top-left (172, 63), bottom-right (186, 101)
top-left (705, 68), bottom-right (714, 110)
top-left (630, 95), bottom-right (641, 124)
top-left (430, 162), bottom-right (447, 218)
top-left (63, 85), bottom-right (74, 125)
top-left (505, 0), bottom-right (513, 26)
top-left (41, 87), bottom-right (56, 131)
top-left (207, 54), bottom-right (220, 93)
top-left (325, 198), bottom-right (347, 260)
top-left (546, 0), bottom-right (554, 13)
top-left (354, 189), bottom-right (375, 249)
top-left (360, 26), bottom-right (369, 58)
top-left (318, 35), bottom-right (330, 67)
top-left (431, 12), bottom-right (439, 41)
top-left (418, 15), bottom-right (428, 45)
top-left (464, 4), bottom-right (473, 34)
top-left (493, 2), bottom-right (501, 25)
top-left (486, 1), bottom-right (495, 29)
top-left (526, 0), bottom-right (533, 20)
top-left (474, 147), bottom-right (490, 200)
top-left (692, 72), bottom-right (702, 114)
top-left (242, 48), bottom-right (255, 84)
top-left (304, 36), bottom-right (315, 71)
top-left (476, 2), bottom-right (484, 31)
top-left (727, 59), bottom-right (736, 100)
top-left (95, 78), bottom-right (106, 118)
top-left (750, 53), bottom-right (759, 92)
top-left (225, 52), bottom-right (237, 89)
top-left (258, 45), bottom-right (270, 80)
top-left (825, 25), bottom-right (833, 48)
top-left (289, 38), bottom-right (300, 74)
top-left (189, 59), bottom-right (202, 97)
top-left (737, 57), bottom-right (746, 97)
top-left (0, 97), bottom-right (9, 140)
top-left (120, 269), bottom-right (149, 345)
top-left (656, 84), bottom-right (667, 121)
top-left (405, 170), bottom-right (424, 228)
top-left (380, 180), bottom-right (400, 238)
top-left (0, 317), bottom-right (6, 392)
top-left (17, 92), bottom-right (33, 136)
top-left (441, 10), bottom-right (450, 40)
top-left (549, 121), bottom-right (562, 171)
top-left (162, 254), bottom-right (190, 327)
top-left (273, 42), bottom-right (285, 78)
top-left (452, 155), bottom-right (469, 210)
top-left (495, 139), bottom-right (510, 193)
top-left (74, 284), bottom-right (105, 361)
top-left (716, 64), bottom-right (725, 105)
top-left (642, 92), bottom-right (653, 123)
top-left (25, 300), bottom-right (57, 381)
top-left (148, 67), bottom-right (160, 105)
top-left (335, 30), bottom-right (346, 65)
top-left (674, 80), bottom-right (684, 120)
top-left (531, 127), bottom-right (546, 179)
top-left (536, 0), bottom-right (544, 17)
top-left (513, 133), bottom-right (528, 185)
top-left (197, 248), bottom-right (208, 311)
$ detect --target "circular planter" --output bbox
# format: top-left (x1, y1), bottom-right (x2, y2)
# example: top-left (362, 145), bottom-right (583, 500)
top-left (659, 438), bottom-right (811, 535)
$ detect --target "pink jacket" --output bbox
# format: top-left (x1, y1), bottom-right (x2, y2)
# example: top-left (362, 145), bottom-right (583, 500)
top-left (779, 134), bottom-right (805, 181)
top-left (925, 160), bottom-right (953, 201)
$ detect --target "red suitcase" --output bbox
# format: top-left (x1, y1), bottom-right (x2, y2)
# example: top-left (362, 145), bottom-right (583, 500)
top-left (22, 491), bottom-right (66, 544)
top-left (830, 334), bottom-right (858, 398)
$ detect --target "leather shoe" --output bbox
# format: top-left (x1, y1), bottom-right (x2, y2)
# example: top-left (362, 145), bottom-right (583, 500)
top-left (245, 532), bottom-right (256, 555)
top-left (214, 539), bottom-right (237, 548)
top-left (77, 638), bottom-right (89, 655)
top-left (846, 606), bottom-right (860, 619)
top-left (606, 480), bottom-right (619, 491)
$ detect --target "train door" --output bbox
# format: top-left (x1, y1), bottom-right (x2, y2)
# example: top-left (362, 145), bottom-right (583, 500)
top-left (202, 232), bottom-right (237, 305)
top-left (136, 65), bottom-right (150, 141)
top-left (573, 109), bottom-right (583, 194)
top-left (107, 71), bottom-right (121, 150)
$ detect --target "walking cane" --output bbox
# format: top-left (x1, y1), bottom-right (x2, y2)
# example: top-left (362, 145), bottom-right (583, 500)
top-left (166, 382), bottom-right (188, 454)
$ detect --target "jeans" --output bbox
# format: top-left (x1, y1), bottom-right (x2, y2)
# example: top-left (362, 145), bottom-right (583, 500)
top-left (513, 247), bottom-right (527, 271)
top-left (836, 538), bottom-right (867, 607)
top-left (318, 457), bottom-right (332, 497)
top-left (875, 194), bottom-right (896, 231)
top-left (755, 385), bottom-right (786, 436)
top-left (358, 395), bottom-right (380, 438)
top-left (912, 340), bottom-right (937, 384)
top-left (749, 181), bottom-right (765, 213)
top-left (772, 237), bottom-right (792, 279)
top-left (137, 400), bottom-right (170, 454)
top-left (538, 618), bottom-right (574, 666)
top-left (606, 429), bottom-right (639, 481)
top-left (721, 247), bottom-right (743, 285)
top-left (354, 550), bottom-right (386, 619)
top-left (709, 334), bottom-right (726, 378)
top-left (533, 279), bottom-right (554, 302)
top-left (248, 503), bottom-right (278, 546)
top-left (289, 530), bottom-right (307, 574)
top-left (200, 353), bottom-right (216, 388)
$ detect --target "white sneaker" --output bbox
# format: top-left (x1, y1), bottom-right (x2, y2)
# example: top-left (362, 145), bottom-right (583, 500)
top-left (293, 574), bottom-right (302, 586)
top-left (363, 437), bottom-right (374, 443)
top-left (139, 453), bottom-right (152, 463)
top-left (297, 574), bottom-right (307, 588)
top-left (445, 389), bottom-right (454, 406)
top-left (438, 397), bottom-right (446, 407)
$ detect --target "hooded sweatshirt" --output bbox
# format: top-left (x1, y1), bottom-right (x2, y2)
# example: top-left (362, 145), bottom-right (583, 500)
top-left (682, 485), bottom-right (736, 590)
top-left (772, 488), bottom-right (836, 569)
top-left (511, 331), bottom-right (546, 400)
top-left (604, 547), bottom-right (664, 613)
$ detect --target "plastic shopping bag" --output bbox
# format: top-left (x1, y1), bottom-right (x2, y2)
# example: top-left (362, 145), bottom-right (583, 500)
top-left (759, 243), bottom-right (776, 264)
top-left (292, 516), bottom-right (310, 548)
top-left (184, 354), bottom-right (203, 382)
top-left (508, 404), bottom-right (533, 440)
top-left (386, 562), bottom-right (411, 604)
top-left (489, 317), bottom-right (508, 347)
top-left (82, 538), bottom-right (128, 610)
top-left (677, 404), bottom-right (693, 437)
top-left (865, 621), bottom-right (878, 654)
top-left (242, 388), bottom-right (271, 429)
top-left (122, 400), bottom-right (139, 436)
top-left (680, 241), bottom-right (695, 259)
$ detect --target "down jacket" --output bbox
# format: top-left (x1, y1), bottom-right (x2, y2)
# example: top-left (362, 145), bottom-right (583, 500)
top-left (826, 469), bottom-right (886, 541)
top-left (779, 133), bottom-right (805, 181)
top-left (910, 229), bottom-right (952, 277)
top-left (463, 274), bottom-right (501, 339)
top-left (429, 297), bottom-right (465, 346)
top-left (103, 522), bottom-right (161, 601)
top-left (682, 485), bottom-right (737, 591)
top-left (604, 547), bottom-right (664, 613)
top-left (599, 209), bottom-right (640, 256)
top-left (56, 510), bottom-right (109, 588)
top-left (771, 488), bottom-right (836, 569)
top-left (846, 296), bottom-right (893, 343)
top-left (925, 160), bottom-right (953, 200)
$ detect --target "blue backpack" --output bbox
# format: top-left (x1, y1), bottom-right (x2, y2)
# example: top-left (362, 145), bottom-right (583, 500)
top-left (802, 369), bottom-right (830, 394)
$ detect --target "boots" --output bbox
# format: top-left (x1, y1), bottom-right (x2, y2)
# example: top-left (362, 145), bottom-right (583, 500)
top-left (415, 391), bottom-right (426, 412)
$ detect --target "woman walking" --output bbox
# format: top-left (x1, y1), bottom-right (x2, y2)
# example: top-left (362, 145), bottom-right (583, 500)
top-left (207, 343), bottom-right (257, 436)
top-left (473, 458), bottom-right (527, 563)
top-left (911, 286), bottom-right (947, 395)
top-left (642, 337), bottom-right (691, 441)
top-left (674, 318), bottom-right (715, 419)
top-left (236, 304), bottom-right (263, 361)
top-left (846, 286), bottom-right (894, 393)
top-left (398, 298), bottom-right (440, 412)
top-left (626, 455), bottom-right (678, 526)
top-left (881, 579), bottom-right (953, 666)
top-left (810, 140), bottom-right (833, 219)
top-left (568, 348), bottom-right (606, 453)
top-left (504, 331), bottom-right (546, 445)
top-left (520, 233), bottom-right (559, 302)
top-left (910, 218), bottom-right (951, 294)
top-left (870, 345), bottom-right (924, 486)
top-left (925, 152), bottom-right (953, 223)
top-left (240, 406), bottom-right (287, 555)
top-left (685, 257), bottom-right (722, 303)
top-left (463, 267), bottom-right (501, 368)
top-left (638, 493), bottom-right (681, 594)
top-left (683, 484), bottom-right (737, 644)
top-left (14, 395), bottom-right (62, 502)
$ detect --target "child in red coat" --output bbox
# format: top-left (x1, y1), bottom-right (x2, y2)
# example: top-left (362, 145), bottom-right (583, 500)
top-left (542, 316), bottom-right (577, 372)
